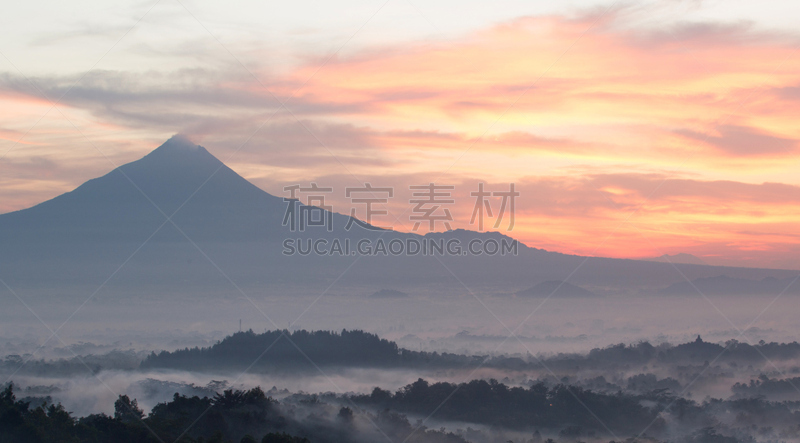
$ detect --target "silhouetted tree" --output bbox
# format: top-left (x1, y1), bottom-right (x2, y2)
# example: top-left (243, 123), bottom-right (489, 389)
top-left (114, 395), bottom-right (144, 424)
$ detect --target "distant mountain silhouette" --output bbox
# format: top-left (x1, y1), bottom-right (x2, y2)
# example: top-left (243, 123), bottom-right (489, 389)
top-left (642, 253), bottom-right (707, 266)
top-left (0, 135), bottom-right (796, 296)
top-left (516, 280), bottom-right (596, 298)
top-left (658, 275), bottom-right (800, 296)
top-left (0, 134), bottom-right (346, 243)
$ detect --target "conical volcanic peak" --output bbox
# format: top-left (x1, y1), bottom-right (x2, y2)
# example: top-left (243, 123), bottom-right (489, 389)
top-left (109, 135), bottom-right (271, 217)
top-left (0, 135), bottom-right (282, 242)
top-left (134, 134), bottom-right (221, 170)
top-left (158, 134), bottom-right (202, 151)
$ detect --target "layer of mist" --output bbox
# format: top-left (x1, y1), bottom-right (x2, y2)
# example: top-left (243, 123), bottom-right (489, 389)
top-left (5, 326), bottom-right (800, 442)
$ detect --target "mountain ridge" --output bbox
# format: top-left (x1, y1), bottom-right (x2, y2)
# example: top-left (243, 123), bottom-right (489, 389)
top-left (659, 274), bottom-right (800, 296)
top-left (641, 253), bottom-right (708, 266)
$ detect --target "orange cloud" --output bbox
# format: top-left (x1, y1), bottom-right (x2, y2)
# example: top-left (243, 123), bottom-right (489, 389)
top-left (3, 11), bottom-right (800, 269)
top-left (275, 14), bottom-right (800, 167)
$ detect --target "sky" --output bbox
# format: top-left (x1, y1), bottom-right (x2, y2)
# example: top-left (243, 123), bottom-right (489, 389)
top-left (1, 0), bottom-right (800, 269)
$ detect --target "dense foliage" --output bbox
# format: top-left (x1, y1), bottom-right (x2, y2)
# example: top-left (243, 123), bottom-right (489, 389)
top-left (0, 382), bottom-right (297, 442)
top-left (0, 382), bottom-right (468, 443)
top-left (353, 378), bottom-right (660, 435)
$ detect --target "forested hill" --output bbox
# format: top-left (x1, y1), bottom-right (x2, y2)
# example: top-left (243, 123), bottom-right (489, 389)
top-left (141, 330), bottom-right (413, 371)
top-left (141, 329), bottom-right (502, 372)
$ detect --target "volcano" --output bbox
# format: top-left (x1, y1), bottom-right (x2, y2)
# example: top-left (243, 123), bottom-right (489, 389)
top-left (0, 135), bottom-right (290, 243)
top-left (0, 135), bottom-right (795, 297)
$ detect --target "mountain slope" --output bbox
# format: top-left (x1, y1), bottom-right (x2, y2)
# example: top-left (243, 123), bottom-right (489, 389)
top-left (642, 253), bottom-right (708, 266)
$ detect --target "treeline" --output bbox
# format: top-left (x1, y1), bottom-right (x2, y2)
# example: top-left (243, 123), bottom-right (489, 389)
top-left (0, 383), bottom-right (468, 443)
top-left (352, 378), bottom-right (659, 435)
top-left (1, 350), bottom-right (141, 377)
top-left (351, 378), bottom-right (800, 441)
top-left (1, 382), bottom-right (298, 442)
top-left (732, 375), bottom-right (800, 401)
top-left (538, 337), bottom-right (800, 373)
top-left (576, 337), bottom-right (800, 365)
top-left (140, 329), bottom-right (800, 373)
top-left (6, 377), bottom-right (800, 443)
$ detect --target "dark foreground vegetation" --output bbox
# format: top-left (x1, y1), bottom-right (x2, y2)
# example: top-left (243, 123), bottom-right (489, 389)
top-left (6, 375), bottom-right (800, 443)
top-left (0, 382), bottom-right (466, 443)
top-left (8, 330), bottom-right (800, 442)
top-left (351, 378), bottom-right (800, 440)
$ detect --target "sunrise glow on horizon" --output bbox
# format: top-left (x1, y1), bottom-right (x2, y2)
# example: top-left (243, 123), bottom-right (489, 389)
top-left (2, 0), bottom-right (800, 269)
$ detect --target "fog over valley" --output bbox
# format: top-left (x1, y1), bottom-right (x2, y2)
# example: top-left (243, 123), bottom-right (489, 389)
top-left (1, 135), bottom-right (799, 443)
top-left (4, 4), bottom-right (800, 439)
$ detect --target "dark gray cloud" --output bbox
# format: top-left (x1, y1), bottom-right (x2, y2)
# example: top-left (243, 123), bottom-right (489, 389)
top-left (0, 69), bottom-right (370, 135)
